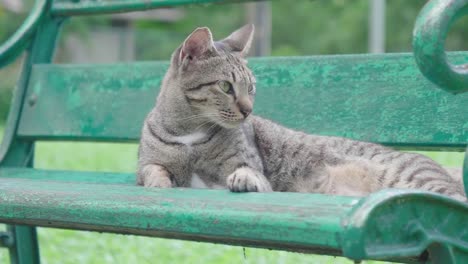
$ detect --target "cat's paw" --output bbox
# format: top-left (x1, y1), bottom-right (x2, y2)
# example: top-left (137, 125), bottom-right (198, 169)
top-left (139, 165), bottom-right (173, 188)
top-left (227, 167), bottom-right (272, 192)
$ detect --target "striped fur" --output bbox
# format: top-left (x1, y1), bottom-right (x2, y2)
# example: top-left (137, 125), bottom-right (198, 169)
top-left (137, 25), bottom-right (466, 201)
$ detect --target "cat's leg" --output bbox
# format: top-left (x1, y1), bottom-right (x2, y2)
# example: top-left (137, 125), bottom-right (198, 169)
top-left (227, 167), bottom-right (273, 192)
top-left (137, 164), bottom-right (173, 188)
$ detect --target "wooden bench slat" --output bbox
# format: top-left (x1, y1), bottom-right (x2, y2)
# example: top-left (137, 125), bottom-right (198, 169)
top-left (0, 167), bottom-right (134, 184)
top-left (0, 177), bottom-right (354, 255)
top-left (18, 53), bottom-right (468, 150)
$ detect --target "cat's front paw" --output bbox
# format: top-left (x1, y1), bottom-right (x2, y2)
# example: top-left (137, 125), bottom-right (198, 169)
top-left (139, 164), bottom-right (173, 188)
top-left (227, 167), bottom-right (272, 192)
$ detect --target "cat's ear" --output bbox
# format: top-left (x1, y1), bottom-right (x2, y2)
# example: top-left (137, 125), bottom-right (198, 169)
top-left (179, 27), bottom-right (217, 63)
top-left (221, 24), bottom-right (255, 57)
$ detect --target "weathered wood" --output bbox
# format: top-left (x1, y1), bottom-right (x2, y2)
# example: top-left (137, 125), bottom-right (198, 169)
top-left (18, 53), bottom-right (468, 150)
top-left (0, 167), bottom-right (134, 184)
top-left (0, 177), bottom-right (355, 256)
top-left (1, 176), bottom-right (467, 263)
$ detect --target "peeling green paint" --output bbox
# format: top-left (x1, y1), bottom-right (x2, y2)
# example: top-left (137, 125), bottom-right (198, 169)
top-left (342, 189), bottom-right (468, 262)
top-left (0, 175), bottom-right (466, 263)
top-left (17, 53), bottom-right (468, 150)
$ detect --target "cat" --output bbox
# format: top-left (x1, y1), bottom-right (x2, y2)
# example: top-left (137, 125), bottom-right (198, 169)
top-left (137, 24), bottom-right (466, 201)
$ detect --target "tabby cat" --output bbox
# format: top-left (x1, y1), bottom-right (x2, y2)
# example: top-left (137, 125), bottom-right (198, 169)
top-left (137, 24), bottom-right (465, 201)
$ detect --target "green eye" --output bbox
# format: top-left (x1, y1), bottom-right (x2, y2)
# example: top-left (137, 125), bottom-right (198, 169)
top-left (218, 81), bottom-right (233, 94)
top-left (248, 84), bottom-right (255, 94)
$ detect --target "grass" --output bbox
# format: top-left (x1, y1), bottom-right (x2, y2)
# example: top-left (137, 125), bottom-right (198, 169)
top-left (0, 124), bottom-right (464, 263)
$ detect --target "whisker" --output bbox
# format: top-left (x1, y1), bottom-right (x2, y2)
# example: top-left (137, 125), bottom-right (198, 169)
top-left (175, 113), bottom-right (219, 122)
top-left (194, 121), bottom-right (214, 131)
top-left (205, 123), bottom-right (219, 136)
top-left (194, 115), bottom-right (220, 131)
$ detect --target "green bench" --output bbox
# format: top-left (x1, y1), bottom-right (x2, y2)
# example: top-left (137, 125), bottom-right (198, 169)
top-left (1, 0), bottom-right (467, 263)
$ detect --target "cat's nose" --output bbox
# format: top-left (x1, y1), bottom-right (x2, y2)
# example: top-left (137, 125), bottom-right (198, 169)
top-left (240, 108), bottom-right (251, 118)
top-left (238, 99), bottom-right (252, 118)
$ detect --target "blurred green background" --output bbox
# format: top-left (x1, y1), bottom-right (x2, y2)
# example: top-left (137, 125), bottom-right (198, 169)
top-left (0, 0), bottom-right (467, 263)
top-left (1, 0), bottom-right (468, 121)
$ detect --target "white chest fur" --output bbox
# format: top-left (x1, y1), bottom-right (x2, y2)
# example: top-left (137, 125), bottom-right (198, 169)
top-left (170, 131), bottom-right (206, 146)
top-left (190, 173), bottom-right (208, 188)
top-left (190, 173), bottom-right (225, 189)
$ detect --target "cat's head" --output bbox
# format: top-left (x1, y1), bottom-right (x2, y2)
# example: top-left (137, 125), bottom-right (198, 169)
top-left (168, 24), bottom-right (256, 129)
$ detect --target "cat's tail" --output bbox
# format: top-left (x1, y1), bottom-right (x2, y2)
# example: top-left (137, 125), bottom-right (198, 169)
top-left (444, 167), bottom-right (463, 185)
top-left (326, 163), bottom-right (467, 202)
top-left (443, 167), bottom-right (467, 201)
top-left (324, 160), bottom-right (382, 197)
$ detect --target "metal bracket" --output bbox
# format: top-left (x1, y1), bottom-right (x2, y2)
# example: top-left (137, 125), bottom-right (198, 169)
top-left (0, 231), bottom-right (15, 248)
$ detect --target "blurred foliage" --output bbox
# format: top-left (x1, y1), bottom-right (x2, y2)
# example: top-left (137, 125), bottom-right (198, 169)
top-left (1, 0), bottom-right (468, 120)
top-left (272, 0), bottom-right (369, 55)
top-left (0, 4), bottom-right (26, 42)
top-left (132, 3), bottom-right (245, 60)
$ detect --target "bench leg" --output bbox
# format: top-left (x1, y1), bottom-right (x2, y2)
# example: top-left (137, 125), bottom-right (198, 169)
top-left (427, 243), bottom-right (468, 264)
top-left (7, 225), bottom-right (40, 264)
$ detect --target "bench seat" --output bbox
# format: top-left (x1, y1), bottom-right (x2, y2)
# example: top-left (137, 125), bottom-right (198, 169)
top-left (0, 173), bottom-right (357, 256)
top-left (0, 167), bottom-right (134, 184)
top-left (1, 168), bottom-right (468, 263)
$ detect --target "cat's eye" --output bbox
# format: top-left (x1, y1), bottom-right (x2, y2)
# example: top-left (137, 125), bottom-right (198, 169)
top-left (248, 84), bottom-right (255, 94)
top-left (218, 81), bottom-right (233, 94)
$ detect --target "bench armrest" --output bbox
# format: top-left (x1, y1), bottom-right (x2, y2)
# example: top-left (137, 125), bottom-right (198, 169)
top-left (342, 189), bottom-right (468, 262)
top-left (413, 0), bottom-right (468, 94)
top-left (0, 0), bottom-right (50, 68)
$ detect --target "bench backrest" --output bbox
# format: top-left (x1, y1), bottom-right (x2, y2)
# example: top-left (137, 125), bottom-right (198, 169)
top-left (1, 0), bottom-right (467, 172)
top-left (17, 53), bottom-right (468, 151)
